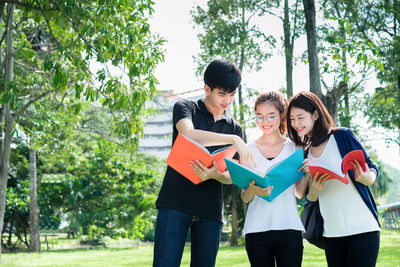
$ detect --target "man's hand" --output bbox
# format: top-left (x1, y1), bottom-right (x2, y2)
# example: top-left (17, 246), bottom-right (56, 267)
top-left (190, 160), bottom-right (232, 184)
top-left (232, 136), bottom-right (256, 168)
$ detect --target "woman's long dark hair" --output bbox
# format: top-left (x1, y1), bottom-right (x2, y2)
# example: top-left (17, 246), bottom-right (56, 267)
top-left (286, 91), bottom-right (334, 147)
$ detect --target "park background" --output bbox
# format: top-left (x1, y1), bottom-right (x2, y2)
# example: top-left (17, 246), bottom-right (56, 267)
top-left (1, 0), bottom-right (400, 266)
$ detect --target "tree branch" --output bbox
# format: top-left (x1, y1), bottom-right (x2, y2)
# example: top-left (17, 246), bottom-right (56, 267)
top-left (0, 26), bottom-right (6, 48)
top-left (14, 59), bottom-right (44, 72)
top-left (290, 0), bottom-right (300, 46)
top-left (13, 89), bottom-right (53, 118)
top-left (0, 1), bottom-right (6, 20)
top-left (48, 0), bottom-right (93, 50)
top-left (4, 0), bottom-right (58, 11)
top-left (73, 127), bottom-right (121, 145)
top-left (255, 2), bottom-right (278, 17)
top-left (39, 0), bottom-right (114, 106)
top-left (36, 1), bottom-right (110, 102)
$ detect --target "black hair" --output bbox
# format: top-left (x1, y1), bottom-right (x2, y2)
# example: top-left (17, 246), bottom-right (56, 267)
top-left (286, 91), bottom-right (334, 147)
top-left (203, 59), bottom-right (241, 93)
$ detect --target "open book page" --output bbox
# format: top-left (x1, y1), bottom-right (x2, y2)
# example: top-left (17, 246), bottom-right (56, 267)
top-left (309, 150), bottom-right (365, 185)
top-left (225, 148), bottom-right (305, 202)
top-left (224, 158), bottom-right (267, 188)
top-left (166, 133), bottom-right (237, 184)
top-left (261, 148), bottom-right (305, 201)
top-left (309, 166), bottom-right (348, 185)
top-left (182, 134), bottom-right (234, 156)
top-left (342, 150), bottom-right (366, 174)
top-left (211, 145), bottom-right (234, 155)
top-left (180, 134), bottom-right (211, 155)
top-left (265, 162), bottom-right (280, 174)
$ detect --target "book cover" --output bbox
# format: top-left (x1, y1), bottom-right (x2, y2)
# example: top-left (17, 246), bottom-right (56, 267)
top-left (309, 150), bottom-right (366, 185)
top-left (342, 150), bottom-right (366, 174)
top-left (308, 166), bottom-right (349, 184)
top-left (166, 133), bottom-right (237, 184)
top-left (225, 148), bottom-right (305, 202)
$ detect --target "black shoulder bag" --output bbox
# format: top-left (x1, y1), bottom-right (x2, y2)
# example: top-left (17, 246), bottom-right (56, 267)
top-left (300, 201), bottom-right (326, 249)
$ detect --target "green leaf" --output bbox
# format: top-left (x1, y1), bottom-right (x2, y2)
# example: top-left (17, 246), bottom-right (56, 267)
top-left (52, 65), bottom-right (68, 90)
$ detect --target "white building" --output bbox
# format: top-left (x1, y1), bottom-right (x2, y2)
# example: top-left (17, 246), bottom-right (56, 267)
top-left (138, 89), bottom-right (204, 159)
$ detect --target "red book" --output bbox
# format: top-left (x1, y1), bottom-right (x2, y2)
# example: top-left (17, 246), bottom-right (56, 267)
top-left (309, 150), bottom-right (366, 185)
top-left (309, 166), bottom-right (349, 184)
top-left (342, 150), bottom-right (366, 174)
top-left (166, 133), bottom-right (237, 184)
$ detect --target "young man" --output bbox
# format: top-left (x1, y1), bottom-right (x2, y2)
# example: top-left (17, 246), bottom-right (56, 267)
top-left (153, 59), bottom-right (253, 267)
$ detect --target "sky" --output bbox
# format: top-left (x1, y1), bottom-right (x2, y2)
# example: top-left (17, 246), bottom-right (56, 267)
top-left (148, 0), bottom-right (400, 169)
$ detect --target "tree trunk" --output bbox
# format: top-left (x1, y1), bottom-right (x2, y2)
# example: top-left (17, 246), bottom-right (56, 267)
top-left (398, 76), bottom-right (400, 154)
top-left (283, 0), bottom-right (294, 98)
top-left (230, 185), bottom-right (238, 246)
top-left (237, 45), bottom-right (247, 142)
top-left (342, 88), bottom-right (350, 127)
top-left (7, 221), bottom-right (12, 247)
top-left (324, 90), bottom-right (338, 125)
top-left (303, 0), bottom-right (322, 98)
top-left (228, 36), bottom-right (247, 246)
top-left (0, 4), bottom-right (15, 261)
top-left (29, 148), bottom-right (40, 252)
top-left (339, 20), bottom-right (350, 127)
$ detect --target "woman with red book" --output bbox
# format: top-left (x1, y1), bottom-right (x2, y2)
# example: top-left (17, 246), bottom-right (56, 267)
top-left (287, 91), bottom-right (380, 267)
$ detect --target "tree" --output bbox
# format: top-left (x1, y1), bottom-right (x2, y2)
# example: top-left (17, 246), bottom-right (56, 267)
top-left (256, 0), bottom-right (304, 98)
top-left (352, 1), bottom-right (400, 148)
top-left (321, 0), bottom-right (381, 126)
top-left (282, 0), bottom-right (303, 98)
top-left (1, 3), bottom-right (15, 257)
top-left (191, 0), bottom-right (276, 129)
top-left (4, 102), bottom-right (166, 249)
top-left (364, 85), bottom-right (400, 147)
top-left (301, 0), bottom-right (381, 124)
top-left (191, 0), bottom-right (276, 245)
top-left (17, 96), bottom-right (80, 252)
top-left (28, 147), bottom-right (39, 252)
top-left (303, 0), bottom-right (322, 98)
top-left (3, 142), bottom-right (30, 250)
top-left (368, 152), bottom-right (391, 199)
top-left (0, 0), bottom-right (164, 259)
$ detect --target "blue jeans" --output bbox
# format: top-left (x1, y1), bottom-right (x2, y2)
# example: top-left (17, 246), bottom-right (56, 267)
top-left (153, 208), bottom-right (223, 267)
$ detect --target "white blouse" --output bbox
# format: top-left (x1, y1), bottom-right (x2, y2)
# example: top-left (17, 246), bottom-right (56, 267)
top-left (242, 140), bottom-right (305, 236)
top-left (308, 135), bottom-right (380, 237)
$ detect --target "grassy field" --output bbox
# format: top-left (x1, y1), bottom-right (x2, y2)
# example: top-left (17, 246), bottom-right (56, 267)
top-left (2, 228), bottom-right (400, 266)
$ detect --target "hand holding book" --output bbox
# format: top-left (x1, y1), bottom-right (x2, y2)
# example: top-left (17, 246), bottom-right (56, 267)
top-left (190, 160), bottom-right (231, 184)
top-left (232, 136), bottom-right (257, 168)
top-left (350, 157), bottom-right (376, 186)
top-left (307, 172), bottom-right (330, 202)
top-left (309, 150), bottom-right (366, 185)
top-left (225, 148), bottom-right (305, 202)
top-left (247, 180), bottom-right (273, 197)
top-left (166, 134), bottom-right (237, 184)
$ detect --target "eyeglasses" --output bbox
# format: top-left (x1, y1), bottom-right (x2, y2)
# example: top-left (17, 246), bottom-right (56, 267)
top-left (256, 114), bottom-right (278, 123)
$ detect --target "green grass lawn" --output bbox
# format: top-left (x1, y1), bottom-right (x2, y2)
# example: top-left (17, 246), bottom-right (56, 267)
top-left (2, 229), bottom-right (400, 266)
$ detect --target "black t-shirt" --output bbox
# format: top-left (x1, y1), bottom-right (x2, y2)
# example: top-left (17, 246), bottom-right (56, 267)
top-left (155, 99), bottom-right (244, 222)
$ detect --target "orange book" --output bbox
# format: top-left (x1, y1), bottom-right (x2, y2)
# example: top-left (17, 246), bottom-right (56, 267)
top-left (166, 133), bottom-right (237, 184)
top-left (309, 150), bottom-right (366, 185)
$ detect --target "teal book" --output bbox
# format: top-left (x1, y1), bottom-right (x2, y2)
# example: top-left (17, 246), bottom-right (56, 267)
top-left (225, 148), bottom-right (305, 202)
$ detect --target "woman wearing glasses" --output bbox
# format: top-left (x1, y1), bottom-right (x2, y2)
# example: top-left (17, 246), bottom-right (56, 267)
top-left (241, 91), bottom-right (310, 267)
